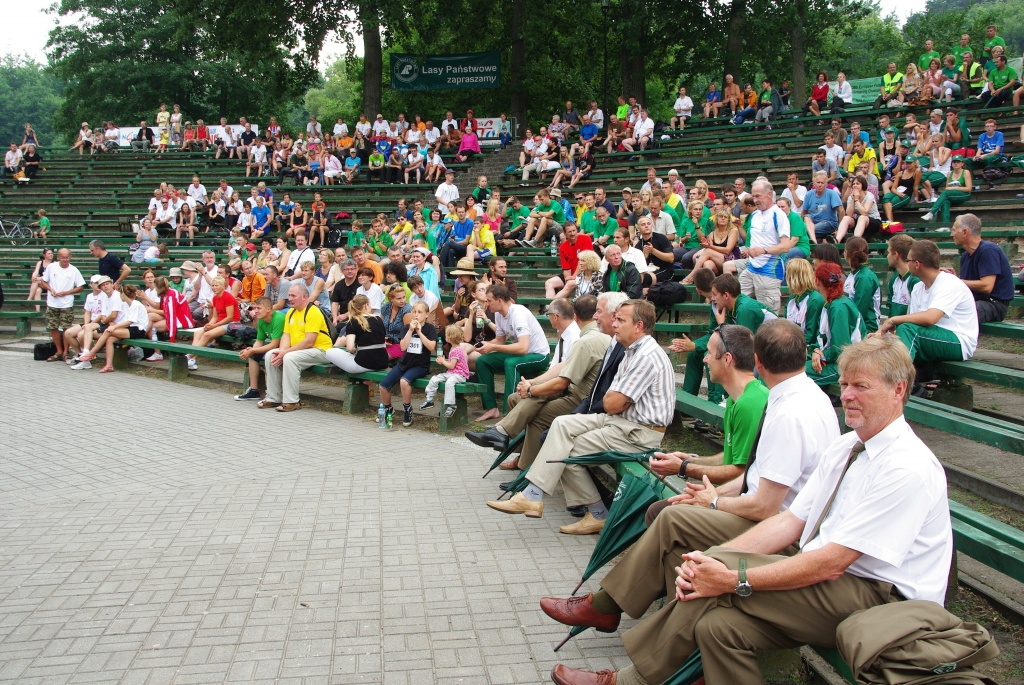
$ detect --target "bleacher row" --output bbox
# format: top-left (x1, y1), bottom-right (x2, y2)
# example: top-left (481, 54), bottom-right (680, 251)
top-left (2, 97), bottom-right (1023, 682)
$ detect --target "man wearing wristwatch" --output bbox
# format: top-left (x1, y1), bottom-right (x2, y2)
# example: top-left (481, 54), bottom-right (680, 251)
top-left (543, 319), bottom-right (838, 658)
top-left (650, 325), bottom-right (766, 486)
top-left (549, 335), bottom-right (951, 685)
top-left (465, 294), bottom-right (613, 470)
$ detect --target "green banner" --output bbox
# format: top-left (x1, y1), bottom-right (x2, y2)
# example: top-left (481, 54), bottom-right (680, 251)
top-left (390, 52), bottom-right (501, 91)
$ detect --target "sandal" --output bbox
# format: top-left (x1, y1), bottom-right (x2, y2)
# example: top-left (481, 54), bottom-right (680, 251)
top-left (46, 353), bottom-right (63, 362)
top-left (98, 366), bottom-right (116, 373)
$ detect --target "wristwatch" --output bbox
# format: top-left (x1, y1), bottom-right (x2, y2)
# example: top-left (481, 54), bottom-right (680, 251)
top-left (735, 558), bottom-right (753, 597)
top-left (709, 496), bottom-right (720, 510)
top-left (680, 460), bottom-right (689, 477)
top-left (526, 386), bottom-right (533, 398)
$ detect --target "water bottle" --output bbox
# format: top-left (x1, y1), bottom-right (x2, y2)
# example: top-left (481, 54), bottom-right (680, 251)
top-left (377, 403), bottom-right (386, 427)
top-left (385, 409), bottom-right (393, 429)
top-left (550, 234), bottom-right (559, 257)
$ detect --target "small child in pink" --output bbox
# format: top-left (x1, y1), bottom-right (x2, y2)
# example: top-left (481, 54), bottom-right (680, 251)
top-left (420, 324), bottom-right (471, 418)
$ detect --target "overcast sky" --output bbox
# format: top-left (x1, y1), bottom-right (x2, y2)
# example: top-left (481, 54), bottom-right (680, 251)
top-left (5, 1), bottom-right (929, 66)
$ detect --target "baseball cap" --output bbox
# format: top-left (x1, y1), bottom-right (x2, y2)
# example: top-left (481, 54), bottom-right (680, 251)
top-left (89, 274), bottom-right (103, 284)
top-left (94, 275), bottom-right (112, 285)
top-left (622, 187), bottom-right (633, 194)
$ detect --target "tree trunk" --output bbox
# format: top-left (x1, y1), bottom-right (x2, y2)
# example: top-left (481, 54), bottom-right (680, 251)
top-left (790, 0), bottom-right (807, 108)
top-left (509, 0), bottom-right (527, 132)
top-left (620, 52), bottom-right (646, 104)
top-left (722, 0), bottom-right (748, 85)
top-left (360, 2), bottom-right (382, 119)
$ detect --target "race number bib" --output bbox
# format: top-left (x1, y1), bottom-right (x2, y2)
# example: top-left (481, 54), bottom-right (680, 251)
top-left (407, 336), bottom-right (423, 354)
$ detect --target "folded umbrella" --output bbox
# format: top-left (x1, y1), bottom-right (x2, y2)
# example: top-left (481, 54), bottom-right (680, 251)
top-left (662, 650), bottom-right (704, 685)
top-left (546, 449), bottom-right (655, 466)
top-left (495, 464), bottom-right (532, 500)
top-left (553, 472), bottom-right (661, 651)
top-left (482, 430), bottom-right (526, 478)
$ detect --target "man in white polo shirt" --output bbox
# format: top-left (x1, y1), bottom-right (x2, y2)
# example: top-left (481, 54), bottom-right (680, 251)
top-left (434, 170), bottom-right (460, 212)
top-left (873, 239), bottom-right (978, 363)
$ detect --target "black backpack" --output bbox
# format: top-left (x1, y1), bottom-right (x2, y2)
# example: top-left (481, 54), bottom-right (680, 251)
top-left (646, 281), bottom-right (689, 319)
top-left (325, 227), bottom-right (344, 248)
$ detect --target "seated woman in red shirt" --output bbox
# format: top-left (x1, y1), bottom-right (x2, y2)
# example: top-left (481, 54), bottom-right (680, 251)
top-left (801, 71), bottom-right (831, 118)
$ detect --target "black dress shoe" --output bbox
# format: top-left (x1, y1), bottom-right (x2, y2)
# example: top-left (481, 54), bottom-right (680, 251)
top-left (465, 427), bottom-right (509, 451)
top-left (566, 505), bottom-right (587, 518)
top-left (499, 481), bottom-right (512, 491)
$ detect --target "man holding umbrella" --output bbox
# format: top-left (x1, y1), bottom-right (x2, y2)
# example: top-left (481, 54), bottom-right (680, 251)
top-left (485, 299), bottom-right (675, 535)
top-left (465, 292), bottom-right (624, 470)
top-left (540, 320), bottom-right (839, 651)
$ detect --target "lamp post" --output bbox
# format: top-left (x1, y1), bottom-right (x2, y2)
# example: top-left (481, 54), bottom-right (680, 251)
top-left (601, 0), bottom-right (610, 121)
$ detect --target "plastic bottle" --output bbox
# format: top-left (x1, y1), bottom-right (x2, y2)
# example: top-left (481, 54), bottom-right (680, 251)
top-left (377, 403), bottom-right (386, 427)
top-left (550, 234), bottom-right (559, 257)
top-left (385, 409), bottom-right (393, 429)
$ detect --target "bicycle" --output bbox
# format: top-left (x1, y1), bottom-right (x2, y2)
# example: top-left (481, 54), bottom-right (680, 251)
top-left (0, 214), bottom-right (32, 245)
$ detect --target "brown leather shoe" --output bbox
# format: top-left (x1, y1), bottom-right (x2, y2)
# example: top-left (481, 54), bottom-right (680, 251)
top-left (559, 512), bottom-right (605, 535)
top-left (485, 493), bottom-right (543, 517)
top-left (550, 664), bottom-right (616, 685)
top-left (275, 402), bottom-right (302, 412)
top-left (257, 399), bottom-right (281, 409)
top-left (498, 457), bottom-right (520, 470)
top-left (540, 594), bottom-right (621, 632)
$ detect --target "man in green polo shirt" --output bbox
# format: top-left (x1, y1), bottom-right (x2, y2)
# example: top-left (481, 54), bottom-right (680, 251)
top-left (650, 325), bottom-right (766, 484)
top-left (522, 188), bottom-right (566, 246)
top-left (918, 39), bottom-right (941, 71)
top-left (983, 54), bottom-right (1017, 108)
top-left (236, 296), bottom-right (284, 401)
top-left (581, 205), bottom-right (617, 250)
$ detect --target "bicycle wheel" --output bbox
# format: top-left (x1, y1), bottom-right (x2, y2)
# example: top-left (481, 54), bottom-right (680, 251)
top-left (10, 223), bottom-right (32, 245)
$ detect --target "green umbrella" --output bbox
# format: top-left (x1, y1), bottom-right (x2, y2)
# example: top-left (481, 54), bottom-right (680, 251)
top-left (553, 473), bottom-right (661, 652)
top-left (495, 463), bottom-right (532, 500)
top-left (570, 471), bottom-right (660, 594)
top-left (662, 650), bottom-right (704, 685)
top-left (482, 430), bottom-right (526, 478)
top-left (547, 449), bottom-right (656, 466)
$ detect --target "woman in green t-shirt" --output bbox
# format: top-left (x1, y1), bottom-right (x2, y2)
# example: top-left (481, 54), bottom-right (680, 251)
top-left (785, 258), bottom-right (825, 349)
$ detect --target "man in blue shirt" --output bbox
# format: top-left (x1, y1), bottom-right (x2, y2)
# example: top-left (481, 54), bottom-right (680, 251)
top-left (343, 148), bottom-right (361, 183)
top-left (955, 213), bottom-right (1014, 322)
top-left (571, 115), bottom-right (600, 157)
top-left (439, 204), bottom-right (474, 277)
top-left (251, 196), bottom-right (272, 240)
top-left (801, 172), bottom-right (845, 240)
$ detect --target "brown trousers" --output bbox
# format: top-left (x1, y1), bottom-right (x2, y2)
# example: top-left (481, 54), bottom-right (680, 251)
top-left (501, 392), bottom-right (582, 469)
top-left (621, 547), bottom-right (895, 685)
top-left (601, 504), bottom-right (758, 620)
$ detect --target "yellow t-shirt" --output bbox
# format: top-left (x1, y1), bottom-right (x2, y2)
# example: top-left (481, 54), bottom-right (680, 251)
top-left (285, 304), bottom-right (332, 351)
top-left (472, 226), bottom-right (496, 254)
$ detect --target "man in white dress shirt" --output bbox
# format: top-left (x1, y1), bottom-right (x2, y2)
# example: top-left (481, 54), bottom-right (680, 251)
top-left (550, 335), bottom-right (952, 685)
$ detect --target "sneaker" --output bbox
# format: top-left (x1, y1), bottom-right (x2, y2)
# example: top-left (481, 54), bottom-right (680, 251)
top-left (235, 387), bottom-right (261, 401)
top-left (443, 405), bottom-right (456, 418)
top-left (66, 355), bottom-right (80, 366)
top-left (403, 406), bottom-right (413, 427)
top-left (145, 352), bottom-right (164, 362)
top-left (419, 399), bottom-right (435, 410)
top-left (70, 361), bottom-right (92, 370)
top-left (926, 196), bottom-right (937, 203)
top-left (187, 358), bottom-right (198, 371)
top-left (935, 227), bottom-right (951, 233)
top-left (921, 212), bottom-right (934, 222)
top-left (988, 183), bottom-right (996, 190)
top-left (525, 239), bottom-right (537, 247)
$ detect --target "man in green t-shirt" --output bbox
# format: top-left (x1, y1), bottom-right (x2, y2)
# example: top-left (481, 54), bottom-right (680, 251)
top-left (236, 296), bottom-right (284, 400)
top-left (885, 234), bottom-right (920, 317)
top-left (984, 25), bottom-right (1006, 59)
top-left (522, 188), bottom-right (566, 246)
top-left (982, 54), bottom-right (1018, 108)
top-left (651, 325), bottom-right (766, 484)
top-left (951, 33), bottom-right (971, 67)
top-left (498, 196), bottom-right (533, 248)
top-left (917, 40), bottom-right (941, 72)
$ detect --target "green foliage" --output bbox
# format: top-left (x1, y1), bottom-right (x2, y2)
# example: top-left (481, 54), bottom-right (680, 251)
top-left (304, 60), bottom-right (358, 124)
top-left (46, 0), bottom-right (319, 138)
top-left (0, 55), bottom-right (65, 147)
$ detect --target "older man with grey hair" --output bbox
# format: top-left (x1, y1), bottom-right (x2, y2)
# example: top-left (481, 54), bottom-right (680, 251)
top-left (260, 281), bottom-right (334, 412)
top-left (953, 213), bottom-right (1014, 323)
top-left (724, 179), bottom-right (794, 313)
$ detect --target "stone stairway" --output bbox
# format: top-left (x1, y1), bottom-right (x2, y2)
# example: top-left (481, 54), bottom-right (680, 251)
top-left (455, 146), bottom-right (519, 197)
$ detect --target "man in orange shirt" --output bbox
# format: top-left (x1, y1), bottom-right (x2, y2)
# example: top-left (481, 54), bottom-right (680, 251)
top-left (239, 260), bottom-right (266, 304)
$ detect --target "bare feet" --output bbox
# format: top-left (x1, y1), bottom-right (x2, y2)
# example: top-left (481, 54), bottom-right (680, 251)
top-left (475, 408), bottom-right (502, 422)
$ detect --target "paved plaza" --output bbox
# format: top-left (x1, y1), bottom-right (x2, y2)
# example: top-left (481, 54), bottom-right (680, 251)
top-left (0, 351), bottom-right (637, 684)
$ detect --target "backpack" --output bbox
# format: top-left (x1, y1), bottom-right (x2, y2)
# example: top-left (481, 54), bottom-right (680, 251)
top-left (982, 165), bottom-right (1010, 182)
top-left (646, 281), bottom-right (689, 318)
top-left (325, 227), bottom-right (344, 248)
top-left (290, 302), bottom-right (338, 342)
